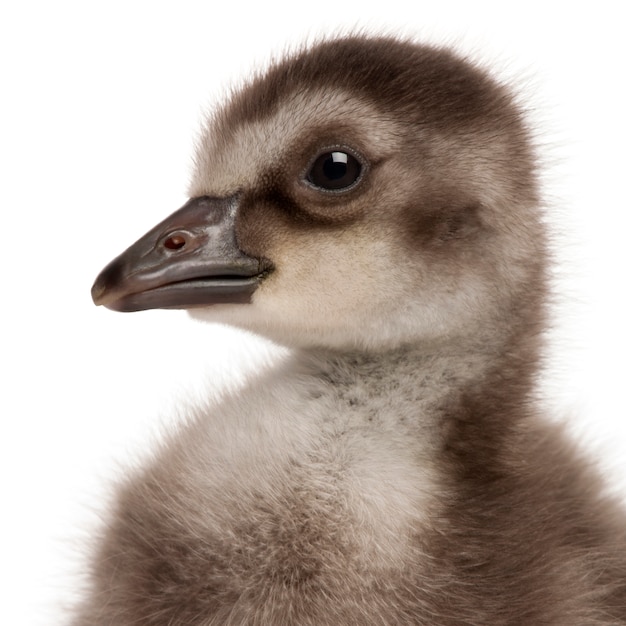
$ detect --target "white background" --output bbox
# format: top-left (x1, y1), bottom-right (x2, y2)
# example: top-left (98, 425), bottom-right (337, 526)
top-left (1, 1), bottom-right (624, 623)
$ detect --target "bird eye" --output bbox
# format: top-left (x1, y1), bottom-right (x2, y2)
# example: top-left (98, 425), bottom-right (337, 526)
top-left (306, 150), bottom-right (363, 191)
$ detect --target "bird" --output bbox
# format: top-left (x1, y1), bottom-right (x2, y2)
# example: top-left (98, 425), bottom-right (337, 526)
top-left (78, 35), bottom-right (626, 625)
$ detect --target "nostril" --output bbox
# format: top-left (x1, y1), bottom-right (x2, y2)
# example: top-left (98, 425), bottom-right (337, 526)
top-left (163, 234), bottom-right (186, 250)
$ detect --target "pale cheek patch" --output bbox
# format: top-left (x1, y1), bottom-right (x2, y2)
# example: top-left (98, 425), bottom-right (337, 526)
top-left (249, 233), bottom-right (414, 348)
top-left (241, 218), bottom-right (501, 350)
top-left (256, 230), bottom-right (400, 319)
top-left (188, 89), bottom-right (403, 198)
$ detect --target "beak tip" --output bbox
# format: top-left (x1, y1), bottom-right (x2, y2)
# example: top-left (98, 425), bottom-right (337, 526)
top-left (91, 278), bottom-right (108, 306)
top-left (91, 256), bottom-right (126, 307)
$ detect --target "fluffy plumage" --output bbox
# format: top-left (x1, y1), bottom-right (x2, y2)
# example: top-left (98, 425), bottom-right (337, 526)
top-left (77, 36), bottom-right (626, 625)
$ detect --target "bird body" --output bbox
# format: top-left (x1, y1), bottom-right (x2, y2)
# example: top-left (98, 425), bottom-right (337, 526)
top-left (76, 36), bottom-right (626, 625)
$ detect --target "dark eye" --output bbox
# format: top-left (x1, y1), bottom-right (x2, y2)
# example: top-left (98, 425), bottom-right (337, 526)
top-left (306, 150), bottom-right (363, 191)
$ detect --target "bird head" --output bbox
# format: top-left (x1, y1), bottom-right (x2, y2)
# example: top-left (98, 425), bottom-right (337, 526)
top-left (92, 37), bottom-right (545, 352)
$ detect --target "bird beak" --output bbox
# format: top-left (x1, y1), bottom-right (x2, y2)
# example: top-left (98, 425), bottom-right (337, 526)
top-left (91, 196), bottom-right (268, 312)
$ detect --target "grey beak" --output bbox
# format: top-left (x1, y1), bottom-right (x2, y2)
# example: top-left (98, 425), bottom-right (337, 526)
top-left (92, 196), bottom-right (268, 312)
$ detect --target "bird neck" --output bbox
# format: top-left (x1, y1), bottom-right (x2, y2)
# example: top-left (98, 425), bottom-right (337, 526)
top-left (295, 329), bottom-right (542, 443)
